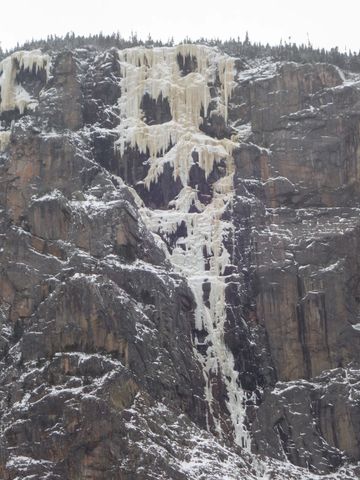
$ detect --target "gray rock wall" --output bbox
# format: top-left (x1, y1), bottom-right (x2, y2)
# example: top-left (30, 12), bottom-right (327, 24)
top-left (0, 45), bottom-right (359, 479)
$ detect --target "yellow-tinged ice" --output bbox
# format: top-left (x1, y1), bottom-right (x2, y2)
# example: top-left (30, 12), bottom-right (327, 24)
top-left (0, 50), bottom-right (50, 113)
top-left (117, 44), bottom-right (249, 449)
top-left (116, 44), bottom-right (235, 187)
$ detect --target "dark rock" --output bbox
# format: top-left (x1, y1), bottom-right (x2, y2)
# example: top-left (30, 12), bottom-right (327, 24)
top-left (0, 43), bottom-right (360, 480)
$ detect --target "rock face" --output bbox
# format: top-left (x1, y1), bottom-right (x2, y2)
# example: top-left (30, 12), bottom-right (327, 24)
top-left (0, 43), bottom-right (359, 480)
top-left (231, 61), bottom-right (360, 473)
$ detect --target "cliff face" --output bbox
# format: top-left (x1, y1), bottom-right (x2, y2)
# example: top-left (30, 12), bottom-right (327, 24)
top-left (232, 62), bottom-right (360, 471)
top-left (0, 44), bottom-right (359, 479)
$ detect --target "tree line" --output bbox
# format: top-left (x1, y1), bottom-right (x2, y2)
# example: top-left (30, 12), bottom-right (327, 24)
top-left (1, 32), bottom-right (360, 72)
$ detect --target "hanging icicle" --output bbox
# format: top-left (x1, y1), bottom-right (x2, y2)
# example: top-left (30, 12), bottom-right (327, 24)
top-left (116, 43), bottom-right (249, 449)
top-left (0, 50), bottom-right (50, 113)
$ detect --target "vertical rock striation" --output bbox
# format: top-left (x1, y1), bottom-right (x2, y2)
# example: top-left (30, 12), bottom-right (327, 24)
top-left (0, 42), bottom-right (359, 479)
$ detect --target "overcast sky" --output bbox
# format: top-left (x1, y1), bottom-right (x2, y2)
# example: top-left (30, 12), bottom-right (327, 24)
top-left (2, 0), bottom-right (359, 53)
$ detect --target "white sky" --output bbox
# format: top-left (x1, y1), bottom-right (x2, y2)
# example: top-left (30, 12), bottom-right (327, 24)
top-left (2, 0), bottom-right (360, 53)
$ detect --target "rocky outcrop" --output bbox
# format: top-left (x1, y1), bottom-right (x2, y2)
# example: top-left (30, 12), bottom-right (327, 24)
top-left (229, 60), bottom-right (360, 473)
top-left (0, 49), bottom-right (208, 479)
top-left (0, 43), bottom-right (359, 479)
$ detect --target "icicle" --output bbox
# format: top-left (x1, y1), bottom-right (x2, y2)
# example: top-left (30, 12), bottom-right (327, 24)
top-left (116, 44), bottom-right (234, 166)
top-left (0, 50), bottom-right (50, 114)
top-left (0, 130), bottom-right (10, 152)
top-left (218, 56), bottom-right (235, 122)
top-left (118, 43), bottom-right (250, 449)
